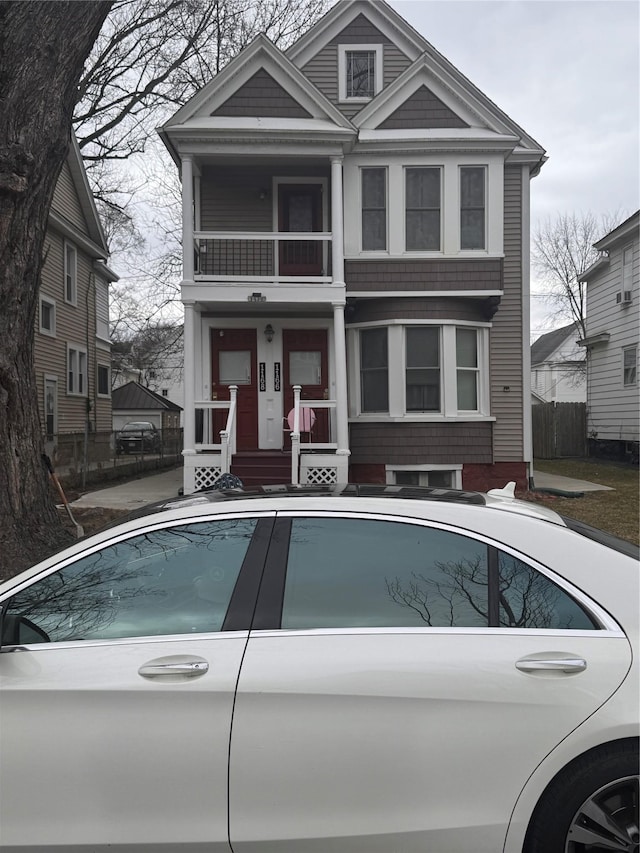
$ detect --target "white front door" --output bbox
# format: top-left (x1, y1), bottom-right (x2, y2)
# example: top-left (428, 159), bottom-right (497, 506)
top-left (228, 514), bottom-right (632, 852)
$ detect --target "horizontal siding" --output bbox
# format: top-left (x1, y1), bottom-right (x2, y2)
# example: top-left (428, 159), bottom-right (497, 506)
top-left (51, 161), bottom-right (87, 234)
top-left (585, 235), bottom-right (639, 441)
top-left (200, 165), bottom-right (328, 231)
top-left (36, 228), bottom-right (111, 435)
top-left (490, 166), bottom-right (523, 461)
top-left (379, 86), bottom-right (469, 130)
top-left (350, 297), bottom-right (491, 323)
top-left (213, 69), bottom-right (311, 118)
top-left (349, 421), bottom-right (493, 464)
top-left (346, 259), bottom-right (503, 291)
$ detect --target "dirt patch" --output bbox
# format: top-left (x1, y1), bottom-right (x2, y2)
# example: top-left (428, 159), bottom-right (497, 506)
top-left (58, 506), bottom-right (130, 538)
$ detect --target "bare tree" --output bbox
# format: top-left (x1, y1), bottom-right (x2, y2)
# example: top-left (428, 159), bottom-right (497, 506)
top-left (0, 1), bottom-right (112, 577)
top-left (533, 211), bottom-right (625, 340)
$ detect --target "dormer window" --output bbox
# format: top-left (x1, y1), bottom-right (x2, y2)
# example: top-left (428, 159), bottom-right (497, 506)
top-left (339, 44), bottom-right (382, 102)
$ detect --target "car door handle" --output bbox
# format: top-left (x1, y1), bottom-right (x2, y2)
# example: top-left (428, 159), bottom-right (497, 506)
top-left (138, 655), bottom-right (209, 680)
top-left (515, 657), bottom-right (587, 674)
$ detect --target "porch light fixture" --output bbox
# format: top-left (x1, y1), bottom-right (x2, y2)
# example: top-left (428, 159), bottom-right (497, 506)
top-left (264, 324), bottom-right (275, 343)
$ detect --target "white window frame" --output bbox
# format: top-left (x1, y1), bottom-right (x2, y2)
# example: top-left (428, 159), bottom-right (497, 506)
top-left (39, 295), bottom-right (56, 336)
top-left (455, 327), bottom-right (480, 412)
top-left (352, 322), bottom-right (491, 420)
top-left (67, 344), bottom-right (88, 396)
top-left (459, 166), bottom-right (487, 251)
top-left (338, 44), bottom-right (383, 102)
top-left (404, 166), bottom-right (442, 253)
top-left (386, 464), bottom-right (463, 490)
top-left (97, 363), bottom-right (111, 398)
top-left (64, 241), bottom-right (78, 305)
top-left (623, 345), bottom-right (637, 387)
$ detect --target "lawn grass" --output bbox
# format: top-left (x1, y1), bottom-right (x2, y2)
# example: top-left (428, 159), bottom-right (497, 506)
top-left (530, 458), bottom-right (639, 545)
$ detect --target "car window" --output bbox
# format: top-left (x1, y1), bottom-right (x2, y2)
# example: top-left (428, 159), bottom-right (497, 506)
top-left (281, 517), bottom-right (489, 629)
top-left (498, 552), bottom-right (596, 630)
top-left (3, 519), bottom-right (257, 645)
top-left (279, 517), bottom-right (598, 631)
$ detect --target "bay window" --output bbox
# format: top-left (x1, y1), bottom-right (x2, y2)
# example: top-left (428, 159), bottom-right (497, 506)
top-left (456, 328), bottom-right (479, 410)
top-left (360, 327), bottom-right (388, 412)
top-left (406, 327), bottom-right (440, 411)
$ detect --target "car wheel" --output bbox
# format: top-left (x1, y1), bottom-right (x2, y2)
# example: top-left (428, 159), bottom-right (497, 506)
top-left (524, 740), bottom-right (639, 853)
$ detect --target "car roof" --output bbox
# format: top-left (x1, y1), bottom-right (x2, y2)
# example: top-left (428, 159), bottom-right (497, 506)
top-left (127, 483), bottom-right (567, 527)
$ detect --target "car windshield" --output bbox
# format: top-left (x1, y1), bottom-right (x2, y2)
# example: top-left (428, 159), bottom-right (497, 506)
top-left (561, 515), bottom-right (639, 559)
top-left (122, 423), bottom-right (151, 431)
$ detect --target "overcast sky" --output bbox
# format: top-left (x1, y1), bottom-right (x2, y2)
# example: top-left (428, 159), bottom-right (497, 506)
top-left (389, 0), bottom-right (639, 337)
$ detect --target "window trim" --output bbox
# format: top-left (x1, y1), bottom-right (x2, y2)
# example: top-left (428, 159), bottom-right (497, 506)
top-left (623, 345), bottom-right (637, 387)
top-left (338, 44), bottom-right (383, 102)
top-left (459, 165), bottom-right (487, 251)
top-left (67, 344), bottom-right (88, 396)
top-left (64, 241), bottom-right (78, 305)
top-left (39, 296), bottom-right (56, 337)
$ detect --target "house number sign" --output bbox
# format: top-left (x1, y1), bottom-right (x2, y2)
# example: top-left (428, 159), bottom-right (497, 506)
top-left (259, 362), bottom-right (266, 392)
top-left (274, 362), bottom-right (281, 392)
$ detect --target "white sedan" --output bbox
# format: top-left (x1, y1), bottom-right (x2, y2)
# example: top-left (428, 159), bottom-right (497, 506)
top-left (0, 484), bottom-right (637, 853)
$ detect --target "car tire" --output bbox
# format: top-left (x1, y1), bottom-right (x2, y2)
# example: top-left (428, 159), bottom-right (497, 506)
top-left (524, 739), bottom-right (639, 853)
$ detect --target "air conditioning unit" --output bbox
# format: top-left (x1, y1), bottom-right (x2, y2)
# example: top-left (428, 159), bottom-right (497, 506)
top-left (616, 291), bottom-right (632, 305)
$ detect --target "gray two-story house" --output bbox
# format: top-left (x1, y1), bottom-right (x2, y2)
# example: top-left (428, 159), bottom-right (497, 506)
top-left (159, 0), bottom-right (546, 493)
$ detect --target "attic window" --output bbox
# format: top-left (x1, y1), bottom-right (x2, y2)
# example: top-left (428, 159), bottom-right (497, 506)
top-left (339, 44), bottom-right (382, 102)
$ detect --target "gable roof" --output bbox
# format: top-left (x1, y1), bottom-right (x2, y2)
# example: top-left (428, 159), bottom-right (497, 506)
top-left (531, 323), bottom-right (581, 366)
top-left (160, 33), bottom-right (355, 163)
top-left (112, 381), bottom-right (182, 412)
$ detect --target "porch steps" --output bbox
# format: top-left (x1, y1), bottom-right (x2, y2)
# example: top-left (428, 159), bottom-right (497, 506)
top-left (231, 451), bottom-right (292, 487)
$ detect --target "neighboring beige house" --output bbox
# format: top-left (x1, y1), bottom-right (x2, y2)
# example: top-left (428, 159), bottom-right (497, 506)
top-left (37, 135), bottom-right (118, 452)
top-left (530, 323), bottom-right (585, 404)
top-left (579, 211), bottom-right (639, 462)
top-left (159, 0), bottom-right (547, 493)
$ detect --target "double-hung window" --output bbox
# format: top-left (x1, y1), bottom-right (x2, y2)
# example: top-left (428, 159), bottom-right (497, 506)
top-left (97, 364), bottom-right (110, 397)
top-left (39, 296), bottom-right (56, 336)
top-left (339, 44), bottom-right (382, 101)
top-left (456, 328), bottom-right (479, 410)
top-left (360, 328), bottom-right (388, 413)
top-left (405, 167), bottom-right (441, 251)
top-left (64, 242), bottom-right (77, 304)
top-left (623, 346), bottom-right (637, 386)
top-left (460, 167), bottom-right (486, 250)
top-left (361, 168), bottom-right (387, 251)
top-left (67, 345), bottom-right (87, 395)
top-left (405, 327), bottom-right (440, 412)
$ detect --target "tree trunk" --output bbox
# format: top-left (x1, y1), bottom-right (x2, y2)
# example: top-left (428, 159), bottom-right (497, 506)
top-left (0, 1), bottom-right (112, 579)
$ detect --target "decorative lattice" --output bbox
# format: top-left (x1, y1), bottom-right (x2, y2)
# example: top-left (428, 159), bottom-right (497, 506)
top-left (304, 466), bottom-right (338, 485)
top-left (194, 466), bottom-right (222, 491)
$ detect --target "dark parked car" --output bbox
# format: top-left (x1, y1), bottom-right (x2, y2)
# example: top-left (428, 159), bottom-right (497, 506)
top-left (116, 421), bottom-right (161, 454)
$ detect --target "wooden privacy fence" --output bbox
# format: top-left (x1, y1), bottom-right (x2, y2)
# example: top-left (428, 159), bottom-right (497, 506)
top-left (532, 402), bottom-right (587, 459)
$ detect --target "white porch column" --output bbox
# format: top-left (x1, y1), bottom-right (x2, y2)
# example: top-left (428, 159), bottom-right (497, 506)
top-left (330, 156), bottom-right (345, 285)
top-left (181, 155), bottom-right (194, 282)
top-left (333, 301), bottom-right (350, 458)
top-left (183, 300), bottom-right (196, 457)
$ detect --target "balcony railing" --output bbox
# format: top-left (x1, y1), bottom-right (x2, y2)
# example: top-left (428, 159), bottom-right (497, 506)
top-left (194, 231), bottom-right (332, 279)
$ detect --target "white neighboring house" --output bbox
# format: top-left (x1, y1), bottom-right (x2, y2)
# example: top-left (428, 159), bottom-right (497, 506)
top-left (530, 323), bottom-right (585, 404)
top-left (579, 211), bottom-right (639, 461)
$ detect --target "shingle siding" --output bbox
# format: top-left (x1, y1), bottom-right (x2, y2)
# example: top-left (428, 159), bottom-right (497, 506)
top-left (212, 69), bottom-right (312, 118)
top-left (349, 421), bottom-right (493, 464)
top-left (378, 86), bottom-right (469, 130)
top-left (345, 259), bottom-right (503, 291)
top-left (349, 297), bottom-right (490, 323)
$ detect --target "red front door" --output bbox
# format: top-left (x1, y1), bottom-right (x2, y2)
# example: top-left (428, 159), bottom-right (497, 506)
top-left (211, 329), bottom-right (258, 451)
top-left (283, 329), bottom-right (329, 443)
top-left (278, 184), bottom-right (323, 276)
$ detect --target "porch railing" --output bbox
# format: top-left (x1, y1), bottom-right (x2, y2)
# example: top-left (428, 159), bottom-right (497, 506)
top-left (194, 385), bottom-right (237, 474)
top-left (194, 232), bottom-right (332, 279)
top-left (289, 385), bottom-right (337, 485)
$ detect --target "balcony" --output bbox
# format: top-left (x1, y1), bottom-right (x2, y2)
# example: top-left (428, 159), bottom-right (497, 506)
top-left (194, 231), bottom-right (333, 282)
